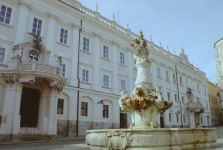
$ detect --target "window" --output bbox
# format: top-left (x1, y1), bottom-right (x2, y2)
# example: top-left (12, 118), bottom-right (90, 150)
top-left (166, 71), bottom-right (169, 80)
top-left (103, 75), bottom-right (109, 87)
top-left (0, 5), bottom-right (12, 24)
top-left (201, 117), bottom-right (203, 124)
top-left (169, 113), bottom-right (171, 122)
top-left (0, 47), bottom-right (5, 63)
top-left (167, 92), bottom-right (170, 101)
top-left (205, 88), bottom-right (207, 95)
top-left (176, 114), bottom-right (178, 122)
top-left (121, 80), bottom-right (126, 91)
top-left (61, 64), bottom-right (66, 77)
top-left (157, 67), bottom-right (161, 78)
top-left (32, 18), bottom-right (42, 34)
top-left (103, 105), bottom-right (109, 118)
top-left (182, 96), bottom-right (184, 104)
top-left (180, 77), bottom-right (182, 85)
top-left (57, 99), bottom-right (64, 114)
top-left (186, 79), bottom-right (188, 87)
top-left (206, 103), bottom-right (208, 109)
top-left (82, 69), bottom-right (89, 82)
top-left (173, 74), bottom-right (176, 83)
top-left (175, 94), bottom-right (177, 102)
top-left (103, 45), bottom-right (109, 59)
top-left (28, 50), bottom-right (39, 62)
top-left (197, 84), bottom-right (199, 91)
top-left (83, 37), bottom-right (89, 52)
top-left (81, 102), bottom-right (88, 116)
top-left (209, 95), bottom-right (211, 102)
top-left (183, 115), bottom-right (185, 123)
top-left (60, 28), bottom-right (68, 44)
top-left (120, 52), bottom-right (125, 64)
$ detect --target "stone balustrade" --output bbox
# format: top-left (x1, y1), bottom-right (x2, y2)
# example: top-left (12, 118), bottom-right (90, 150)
top-left (19, 62), bottom-right (62, 77)
top-left (187, 102), bottom-right (205, 113)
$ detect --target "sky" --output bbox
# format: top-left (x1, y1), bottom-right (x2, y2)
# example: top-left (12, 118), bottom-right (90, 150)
top-left (79, 0), bottom-right (223, 83)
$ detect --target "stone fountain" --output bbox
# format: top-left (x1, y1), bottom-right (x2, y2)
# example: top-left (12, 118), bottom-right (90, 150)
top-left (86, 31), bottom-right (217, 150)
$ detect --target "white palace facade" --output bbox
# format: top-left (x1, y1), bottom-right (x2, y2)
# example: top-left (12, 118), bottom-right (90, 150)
top-left (0, 0), bottom-right (211, 141)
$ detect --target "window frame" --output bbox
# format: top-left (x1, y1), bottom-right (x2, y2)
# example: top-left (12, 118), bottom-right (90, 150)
top-left (120, 52), bottom-right (125, 65)
top-left (167, 92), bottom-right (170, 101)
top-left (32, 17), bottom-right (42, 34)
top-left (0, 47), bottom-right (5, 64)
top-left (175, 94), bottom-right (177, 102)
top-left (103, 45), bottom-right (109, 59)
top-left (82, 69), bottom-right (89, 83)
top-left (81, 102), bottom-right (88, 117)
top-left (57, 99), bottom-right (64, 115)
top-left (166, 70), bottom-right (169, 80)
top-left (103, 105), bottom-right (109, 118)
top-left (103, 74), bottom-right (109, 87)
top-left (0, 5), bottom-right (12, 25)
top-left (169, 113), bottom-right (171, 122)
top-left (60, 28), bottom-right (68, 44)
top-left (83, 37), bottom-right (90, 52)
top-left (121, 79), bottom-right (126, 91)
top-left (61, 64), bottom-right (66, 78)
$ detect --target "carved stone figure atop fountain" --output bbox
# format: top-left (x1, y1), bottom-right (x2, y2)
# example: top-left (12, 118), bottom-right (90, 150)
top-left (119, 30), bottom-right (173, 129)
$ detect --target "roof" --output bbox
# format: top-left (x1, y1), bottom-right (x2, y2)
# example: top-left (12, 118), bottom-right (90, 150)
top-left (214, 37), bottom-right (223, 48)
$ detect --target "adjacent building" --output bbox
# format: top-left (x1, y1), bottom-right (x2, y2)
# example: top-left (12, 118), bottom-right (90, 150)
top-left (0, 0), bottom-right (211, 141)
top-left (207, 81), bottom-right (222, 126)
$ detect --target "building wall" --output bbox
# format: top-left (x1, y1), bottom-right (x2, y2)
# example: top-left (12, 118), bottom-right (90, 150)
top-left (207, 81), bottom-right (222, 126)
top-left (0, 0), bottom-right (212, 138)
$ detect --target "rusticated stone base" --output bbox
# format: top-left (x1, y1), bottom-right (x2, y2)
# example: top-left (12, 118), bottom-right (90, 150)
top-left (57, 119), bottom-right (77, 137)
top-left (0, 134), bottom-right (10, 142)
top-left (79, 121), bottom-right (120, 136)
top-left (86, 128), bottom-right (217, 150)
top-left (0, 134), bottom-right (56, 142)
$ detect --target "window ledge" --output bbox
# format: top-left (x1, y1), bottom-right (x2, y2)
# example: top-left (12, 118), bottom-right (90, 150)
top-left (173, 82), bottom-right (177, 84)
top-left (133, 68), bottom-right (137, 71)
top-left (56, 42), bottom-right (70, 48)
top-left (0, 22), bottom-right (13, 28)
top-left (0, 63), bottom-right (7, 67)
top-left (157, 76), bottom-right (162, 79)
top-left (80, 50), bottom-right (92, 55)
top-left (165, 79), bottom-right (170, 82)
top-left (101, 57), bottom-right (111, 62)
top-left (180, 84), bottom-right (184, 87)
top-left (119, 90), bottom-right (128, 93)
top-left (27, 32), bottom-right (44, 39)
top-left (118, 63), bottom-right (127, 67)
top-left (101, 86), bottom-right (111, 89)
top-left (80, 81), bottom-right (91, 85)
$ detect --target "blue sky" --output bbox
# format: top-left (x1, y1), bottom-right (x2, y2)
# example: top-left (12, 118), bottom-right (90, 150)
top-left (79, 0), bottom-right (223, 83)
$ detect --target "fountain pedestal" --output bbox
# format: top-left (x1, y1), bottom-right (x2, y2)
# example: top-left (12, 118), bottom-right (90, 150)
top-left (85, 31), bottom-right (217, 150)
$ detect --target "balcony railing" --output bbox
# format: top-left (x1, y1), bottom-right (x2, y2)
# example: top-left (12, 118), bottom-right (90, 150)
top-left (19, 62), bottom-right (62, 77)
top-left (187, 103), bottom-right (204, 113)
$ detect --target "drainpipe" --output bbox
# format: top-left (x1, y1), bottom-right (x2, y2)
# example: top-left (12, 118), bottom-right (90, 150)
top-left (76, 20), bottom-right (82, 136)
top-left (175, 65), bottom-right (183, 128)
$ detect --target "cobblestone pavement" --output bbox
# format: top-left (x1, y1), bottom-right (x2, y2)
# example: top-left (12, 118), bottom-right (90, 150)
top-left (1, 126), bottom-right (223, 150)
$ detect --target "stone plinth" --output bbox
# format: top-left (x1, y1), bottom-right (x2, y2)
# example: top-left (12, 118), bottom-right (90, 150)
top-left (86, 128), bottom-right (217, 150)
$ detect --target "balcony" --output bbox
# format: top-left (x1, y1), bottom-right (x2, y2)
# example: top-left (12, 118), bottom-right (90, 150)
top-left (187, 103), bottom-right (205, 113)
top-left (18, 62), bottom-right (63, 81)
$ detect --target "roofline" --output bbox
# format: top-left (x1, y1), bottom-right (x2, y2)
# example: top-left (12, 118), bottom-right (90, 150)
top-left (214, 37), bottom-right (223, 48)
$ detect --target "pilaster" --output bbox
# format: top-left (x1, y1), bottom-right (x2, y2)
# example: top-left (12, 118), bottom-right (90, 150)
top-left (127, 50), bottom-right (133, 93)
top-left (112, 42), bottom-right (119, 94)
top-left (93, 35), bottom-right (101, 90)
top-left (46, 14), bottom-right (57, 65)
top-left (70, 26), bottom-right (80, 86)
top-left (161, 64), bottom-right (167, 100)
top-left (14, 4), bottom-right (29, 45)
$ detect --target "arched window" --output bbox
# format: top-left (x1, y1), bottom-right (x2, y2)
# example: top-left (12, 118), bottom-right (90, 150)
top-left (28, 50), bottom-right (39, 62)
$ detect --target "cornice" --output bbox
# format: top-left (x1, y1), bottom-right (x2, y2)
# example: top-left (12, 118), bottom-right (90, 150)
top-left (57, 20), bottom-right (72, 29)
top-left (79, 62), bottom-right (93, 68)
top-left (118, 73), bottom-right (128, 78)
top-left (2, 0), bottom-right (18, 6)
top-left (82, 30), bottom-right (93, 37)
top-left (118, 46), bottom-right (127, 52)
top-left (101, 38), bottom-right (111, 45)
top-left (101, 68), bottom-right (112, 73)
top-left (0, 38), bottom-right (13, 45)
top-left (30, 8), bottom-right (48, 18)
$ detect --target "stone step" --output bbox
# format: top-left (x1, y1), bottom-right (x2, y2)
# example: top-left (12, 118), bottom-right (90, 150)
top-left (17, 134), bottom-right (55, 141)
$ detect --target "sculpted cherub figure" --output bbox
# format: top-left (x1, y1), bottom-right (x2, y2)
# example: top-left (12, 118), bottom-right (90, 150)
top-left (151, 86), bottom-right (164, 109)
top-left (119, 91), bottom-right (129, 111)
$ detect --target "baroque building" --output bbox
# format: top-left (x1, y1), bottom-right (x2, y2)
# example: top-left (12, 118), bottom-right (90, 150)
top-left (0, 0), bottom-right (211, 141)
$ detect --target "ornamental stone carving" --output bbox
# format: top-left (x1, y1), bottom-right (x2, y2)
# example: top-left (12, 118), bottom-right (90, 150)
top-left (119, 31), bottom-right (173, 129)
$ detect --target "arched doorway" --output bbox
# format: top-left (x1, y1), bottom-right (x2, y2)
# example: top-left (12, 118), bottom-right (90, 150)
top-left (20, 87), bottom-right (40, 127)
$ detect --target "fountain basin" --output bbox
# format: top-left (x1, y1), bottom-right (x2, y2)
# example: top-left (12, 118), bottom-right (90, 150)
top-left (86, 128), bottom-right (217, 150)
